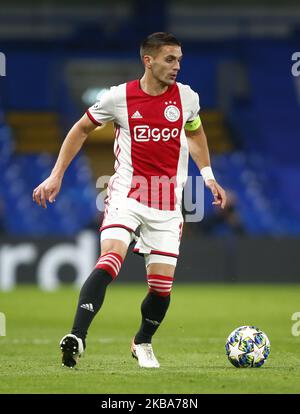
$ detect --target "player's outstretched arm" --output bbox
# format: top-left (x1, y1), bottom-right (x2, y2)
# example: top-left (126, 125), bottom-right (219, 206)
top-left (32, 114), bottom-right (97, 208)
top-left (186, 123), bottom-right (227, 209)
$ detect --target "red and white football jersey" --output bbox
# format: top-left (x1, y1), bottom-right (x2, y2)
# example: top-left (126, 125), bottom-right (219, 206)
top-left (87, 80), bottom-right (200, 211)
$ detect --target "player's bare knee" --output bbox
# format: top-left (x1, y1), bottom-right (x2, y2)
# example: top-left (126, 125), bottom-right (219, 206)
top-left (101, 239), bottom-right (128, 260)
top-left (147, 263), bottom-right (176, 278)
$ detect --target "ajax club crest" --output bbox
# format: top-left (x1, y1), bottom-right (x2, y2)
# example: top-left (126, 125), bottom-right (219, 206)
top-left (164, 102), bottom-right (180, 122)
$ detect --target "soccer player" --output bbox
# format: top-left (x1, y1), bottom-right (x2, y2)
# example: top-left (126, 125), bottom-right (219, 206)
top-left (32, 32), bottom-right (226, 369)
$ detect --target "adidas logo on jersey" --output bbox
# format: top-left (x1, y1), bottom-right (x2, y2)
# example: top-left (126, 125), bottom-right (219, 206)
top-left (131, 110), bottom-right (143, 119)
top-left (80, 303), bottom-right (94, 312)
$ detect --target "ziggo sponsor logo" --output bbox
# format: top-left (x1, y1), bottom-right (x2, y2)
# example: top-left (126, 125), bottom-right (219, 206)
top-left (134, 125), bottom-right (179, 142)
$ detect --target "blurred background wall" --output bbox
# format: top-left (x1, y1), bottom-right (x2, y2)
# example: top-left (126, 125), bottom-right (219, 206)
top-left (0, 0), bottom-right (300, 289)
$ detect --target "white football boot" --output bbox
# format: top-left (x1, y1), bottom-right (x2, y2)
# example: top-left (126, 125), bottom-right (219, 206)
top-left (60, 334), bottom-right (84, 368)
top-left (131, 339), bottom-right (160, 368)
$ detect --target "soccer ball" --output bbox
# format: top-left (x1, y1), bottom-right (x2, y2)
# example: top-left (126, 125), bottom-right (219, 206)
top-left (225, 325), bottom-right (271, 368)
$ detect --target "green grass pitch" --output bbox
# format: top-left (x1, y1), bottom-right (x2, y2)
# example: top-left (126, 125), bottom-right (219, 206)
top-left (0, 284), bottom-right (300, 394)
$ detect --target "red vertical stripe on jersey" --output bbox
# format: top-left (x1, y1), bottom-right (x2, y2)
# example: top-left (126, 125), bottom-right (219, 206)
top-left (126, 80), bottom-right (183, 210)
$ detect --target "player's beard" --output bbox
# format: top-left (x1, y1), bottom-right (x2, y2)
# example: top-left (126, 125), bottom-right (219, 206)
top-left (164, 76), bottom-right (176, 86)
top-left (155, 72), bottom-right (176, 87)
top-left (152, 65), bottom-right (176, 87)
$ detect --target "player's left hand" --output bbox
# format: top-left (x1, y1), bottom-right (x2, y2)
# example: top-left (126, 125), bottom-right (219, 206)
top-left (205, 180), bottom-right (227, 209)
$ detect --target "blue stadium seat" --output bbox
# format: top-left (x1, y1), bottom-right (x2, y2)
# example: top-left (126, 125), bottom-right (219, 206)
top-left (0, 125), bottom-right (14, 166)
top-left (1, 150), bottom-right (98, 236)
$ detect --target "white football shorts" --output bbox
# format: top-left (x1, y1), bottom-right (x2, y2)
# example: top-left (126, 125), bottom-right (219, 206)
top-left (100, 197), bottom-right (183, 267)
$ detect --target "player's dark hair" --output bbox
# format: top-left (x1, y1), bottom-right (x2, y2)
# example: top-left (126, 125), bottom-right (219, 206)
top-left (140, 32), bottom-right (181, 61)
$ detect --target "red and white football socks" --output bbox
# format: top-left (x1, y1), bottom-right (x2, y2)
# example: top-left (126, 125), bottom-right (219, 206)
top-left (71, 252), bottom-right (123, 342)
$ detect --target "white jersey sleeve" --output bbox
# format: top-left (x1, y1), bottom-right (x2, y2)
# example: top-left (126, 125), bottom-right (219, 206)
top-left (177, 83), bottom-right (200, 124)
top-left (87, 87), bottom-right (116, 125)
top-left (186, 88), bottom-right (200, 122)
